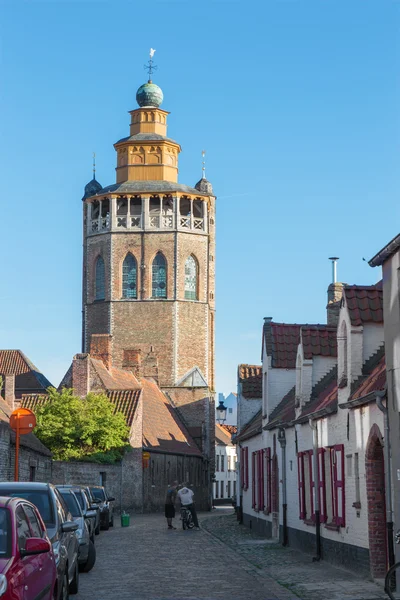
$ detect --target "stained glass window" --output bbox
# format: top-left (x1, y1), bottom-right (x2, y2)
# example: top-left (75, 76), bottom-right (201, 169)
top-left (184, 255), bottom-right (197, 300)
top-left (95, 256), bottom-right (105, 300)
top-left (122, 254), bottom-right (137, 299)
top-left (152, 253), bottom-right (167, 298)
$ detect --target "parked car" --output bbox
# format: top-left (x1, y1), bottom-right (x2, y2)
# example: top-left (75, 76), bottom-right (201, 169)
top-left (78, 487), bottom-right (101, 536)
top-left (0, 496), bottom-right (56, 600)
top-left (0, 482), bottom-right (79, 600)
top-left (56, 485), bottom-right (96, 542)
top-left (88, 486), bottom-right (115, 530)
top-left (56, 487), bottom-right (96, 573)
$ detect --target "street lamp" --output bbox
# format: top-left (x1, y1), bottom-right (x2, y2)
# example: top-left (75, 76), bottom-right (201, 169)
top-left (277, 427), bottom-right (288, 546)
top-left (216, 399), bottom-right (227, 425)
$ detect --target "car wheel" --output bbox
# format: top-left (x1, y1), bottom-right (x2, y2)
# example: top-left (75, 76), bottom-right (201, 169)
top-left (82, 540), bottom-right (96, 573)
top-left (69, 561), bottom-right (79, 595)
top-left (102, 515), bottom-right (110, 531)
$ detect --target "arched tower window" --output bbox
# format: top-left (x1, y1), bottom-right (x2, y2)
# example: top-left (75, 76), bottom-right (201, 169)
top-left (95, 256), bottom-right (105, 301)
top-left (152, 253), bottom-right (167, 298)
top-left (184, 255), bottom-right (198, 300)
top-left (122, 254), bottom-right (137, 299)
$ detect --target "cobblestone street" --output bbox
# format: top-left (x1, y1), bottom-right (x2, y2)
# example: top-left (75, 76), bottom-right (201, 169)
top-left (75, 509), bottom-right (388, 600)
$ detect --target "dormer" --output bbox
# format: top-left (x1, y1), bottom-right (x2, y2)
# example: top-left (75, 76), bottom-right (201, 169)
top-left (295, 325), bottom-right (337, 418)
top-left (337, 283), bottom-right (384, 399)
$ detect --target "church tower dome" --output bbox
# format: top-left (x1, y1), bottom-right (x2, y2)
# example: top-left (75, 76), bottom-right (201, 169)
top-left (136, 82), bottom-right (164, 108)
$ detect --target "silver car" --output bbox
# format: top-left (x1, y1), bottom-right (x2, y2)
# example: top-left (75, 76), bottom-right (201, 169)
top-left (57, 487), bottom-right (96, 573)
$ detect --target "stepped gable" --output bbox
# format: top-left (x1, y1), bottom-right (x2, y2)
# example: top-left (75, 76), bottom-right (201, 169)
top-left (0, 350), bottom-right (53, 399)
top-left (141, 379), bottom-right (202, 456)
top-left (301, 326), bottom-right (337, 359)
top-left (343, 282), bottom-right (383, 326)
top-left (350, 345), bottom-right (386, 400)
top-left (265, 387), bottom-right (296, 430)
top-left (235, 410), bottom-right (262, 443)
top-left (299, 366), bottom-right (338, 421)
top-left (238, 364), bottom-right (262, 398)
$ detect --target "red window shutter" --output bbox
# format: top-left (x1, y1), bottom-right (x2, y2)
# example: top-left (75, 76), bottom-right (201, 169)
top-left (308, 450), bottom-right (315, 521)
top-left (333, 444), bottom-right (345, 527)
top-left (265, 447), bottom-right (271, 514)
top-left (245, 447), bottom-right (249, 490)
top-left (259, 450), bottom-right (265, 511)
top-left (240, 448), bottom-right (245, 489)
top-left (252, 452), bottom-right (256, 509)
top-left (297, 452), bottom-right (306, 519)
top-left (317, 448), bottom-right (327, 523)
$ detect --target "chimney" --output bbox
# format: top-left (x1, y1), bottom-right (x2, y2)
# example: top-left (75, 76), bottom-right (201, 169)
top-left (72, 354), bottom-right (90, 397)
top-left (89, 334), bottom-right (112, 370)
top-left (327, 257), bottom-right (344, 327)
top-left (122, 349), bottom-right (142, 378)
top-left (3, 374), bottom-right (15, 411)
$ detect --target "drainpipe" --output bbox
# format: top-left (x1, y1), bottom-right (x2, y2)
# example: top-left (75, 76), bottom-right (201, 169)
top-left (376, 388), bottom-right (395, 570)
top-left (309, 418), bottom-right (321, 561)
top-left (278, 428), bottom-right (288, 546)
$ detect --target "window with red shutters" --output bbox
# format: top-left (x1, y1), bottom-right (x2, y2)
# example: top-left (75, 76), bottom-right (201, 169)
top-left (265, 447), bottom-right (271, 514)
top-left (252, 452), bottom-right (257, 509)
top-left (307, 450), bottom-right (315, 521)
top-left (297, 452), bottom-right (306, 519)
top-left (317, 448), bottom-right (327, 523)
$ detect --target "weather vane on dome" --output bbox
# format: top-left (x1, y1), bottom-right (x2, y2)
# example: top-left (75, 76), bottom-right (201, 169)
top-left (202, 150), bottom-right (206, 179)
top-left (144, 48), bottom-right (157, 83)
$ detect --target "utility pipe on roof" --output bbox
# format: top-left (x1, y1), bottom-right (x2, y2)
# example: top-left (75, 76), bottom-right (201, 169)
top-left (309, 418), bottom-right (321, 561)
top-left (376, 388), bottom-right (395, 570)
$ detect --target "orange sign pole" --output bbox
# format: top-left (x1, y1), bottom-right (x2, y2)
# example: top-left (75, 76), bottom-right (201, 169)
top-left (14, 415), bottom-right (20, 481)
top-left (10, 408), bottom-right (36, 482)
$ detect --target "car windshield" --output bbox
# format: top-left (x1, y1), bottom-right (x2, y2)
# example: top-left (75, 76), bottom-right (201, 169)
top-left (90, 488), bottom-right (105, 501)
top-left (0, 508), bottom-right (11, 558)
top-left (0, 490), bottom-right (55, 528)
top-left (59, 491), bottom-right (81, 518)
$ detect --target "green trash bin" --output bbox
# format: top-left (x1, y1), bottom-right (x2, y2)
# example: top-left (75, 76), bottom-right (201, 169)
top-left (121, 512), bottom-right (130, 527)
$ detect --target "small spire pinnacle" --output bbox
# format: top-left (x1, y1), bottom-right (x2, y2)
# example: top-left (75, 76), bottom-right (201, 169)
top-left (92, 152), bottom-right (96, 180)
top-left (144, 48), bottom-right (157, 83)
top-left (202, 150), bottom-right (206, 179)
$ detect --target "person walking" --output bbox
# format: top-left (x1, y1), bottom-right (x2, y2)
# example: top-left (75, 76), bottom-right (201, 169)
top-left (165, 481), bottom-right (178, 529)
top-left (177, 483), bottom-right (200, 530)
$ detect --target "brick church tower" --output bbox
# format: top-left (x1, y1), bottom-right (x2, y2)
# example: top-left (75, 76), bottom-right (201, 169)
top-left (81, 68), bottom-right (216, 466)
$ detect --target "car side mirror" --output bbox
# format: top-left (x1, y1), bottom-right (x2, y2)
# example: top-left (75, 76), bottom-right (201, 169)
top-left (107, 497), bottom-right (115, 502)
top-left (62, 520), bottom-right (78, 533)
top-left (21, 538), bottom-right (51, 556)
top-left (84, 510), bottom-right (97, 519)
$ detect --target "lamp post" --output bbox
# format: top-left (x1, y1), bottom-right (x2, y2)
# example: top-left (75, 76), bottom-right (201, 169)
top-left (278, 427), bottom-right (288, 546)
top-left (216, 399), bottom-right (227, 425)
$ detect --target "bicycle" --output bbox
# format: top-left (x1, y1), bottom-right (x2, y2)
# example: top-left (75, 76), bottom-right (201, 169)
top-left (385, 531), bottom-right (400, 599)
top-left (180, 506), bottom-right (194, 530)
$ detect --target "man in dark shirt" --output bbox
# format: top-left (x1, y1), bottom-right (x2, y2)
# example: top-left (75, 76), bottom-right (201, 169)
top-left (165, 481), bottom-right (178, 529)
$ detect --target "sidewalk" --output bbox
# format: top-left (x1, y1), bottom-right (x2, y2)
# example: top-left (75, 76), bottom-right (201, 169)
top-left (201, 510), bottom-right (388, 600)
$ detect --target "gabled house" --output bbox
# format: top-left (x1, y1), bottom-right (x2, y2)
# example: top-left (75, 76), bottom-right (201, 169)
top-left (214, 424), bottom-right (237, 504)
top-left (236, 281), bottom-right (388, 577)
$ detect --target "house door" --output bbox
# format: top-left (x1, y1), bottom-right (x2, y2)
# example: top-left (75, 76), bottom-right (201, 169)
top-left (366, 424), bottom-right (387, 578)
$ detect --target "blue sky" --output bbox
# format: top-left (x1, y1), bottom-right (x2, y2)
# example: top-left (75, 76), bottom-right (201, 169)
top-left (1, 1), bottom-right (399, 394)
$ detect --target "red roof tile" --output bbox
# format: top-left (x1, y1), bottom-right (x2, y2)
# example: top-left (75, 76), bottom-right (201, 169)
top-left (90, 359), bottom-right (141, 391)
top-left (220, 424), bottom-right (237, 435)
top-left (265, 387), bottom-right (296, 429)
top-left (238, 365), bottom-right (262, 399)
top-left (300, 367), bottom-right (338, 419)
top-left (215, 424), bottom-right (232, 445)
top-left (141, 379), bottom-right (202, 456)
top-left (350, 355), bottom-right (386, 400)
top-left (0, 350), bottom-right (53, 399)
top-left (264, 323), bottom-right (323, 369)
top-left (107, 390), bottom-right (141, 426)
top-left (344, 284), bottom-right (383, 326)
top-left (301, 326), bottom-right (337, 359)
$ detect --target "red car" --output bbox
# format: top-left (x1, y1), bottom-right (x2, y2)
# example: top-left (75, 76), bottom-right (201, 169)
top-left (0, 496), bottom-right (56, 600)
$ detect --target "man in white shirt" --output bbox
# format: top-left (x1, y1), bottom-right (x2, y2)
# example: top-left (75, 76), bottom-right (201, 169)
top-left (177, 484), bottom-right (200, 529)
